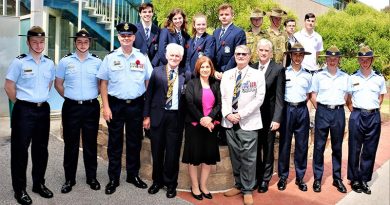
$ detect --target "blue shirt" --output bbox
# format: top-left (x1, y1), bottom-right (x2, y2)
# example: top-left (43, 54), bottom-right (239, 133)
top-left (97, 47), bottom-right (153, 100)
top-left (310, 68), bottom-right (349, 105)
top-left (285, 66), bottom-right (312, 103)
top-left (56, 52), bottom-right (102, 100)
top-left (348, 69), bottom-right (387, 109)
top-left (6, 53), bottom-right (55, 103)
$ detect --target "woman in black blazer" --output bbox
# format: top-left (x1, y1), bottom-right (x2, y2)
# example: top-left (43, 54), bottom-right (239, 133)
top-left (182, 56), bottom-right (221, 200)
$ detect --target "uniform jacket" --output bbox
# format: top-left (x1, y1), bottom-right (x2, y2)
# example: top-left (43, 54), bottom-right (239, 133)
top-left (144, 65), bottom-right (189, 128)
top-left (220, 65), bottom-right (265, 130)
top-left (213, 24), bottom-right (246, 72)
top-left (152, 28), bottom-right (190, 68)
top-left (134, 23), bottom-right (160, 66)
top-left (185, 33), bottom-right (215, 73)
top-left (252, 61), bottom-right (285, 124)
top-left (184, 77), bottom-right (221, 123)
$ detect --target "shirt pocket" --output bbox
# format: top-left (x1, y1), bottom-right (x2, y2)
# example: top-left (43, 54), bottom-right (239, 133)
top-left (369, 83), bottom-right (380, 93)
top-left (87, 67), bottom-right (98, 77)
top-left (109, 66), bottom-right (125, 83)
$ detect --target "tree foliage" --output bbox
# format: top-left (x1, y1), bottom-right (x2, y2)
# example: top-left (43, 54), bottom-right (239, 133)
top-left (316, 3), bottom-right (390, 78)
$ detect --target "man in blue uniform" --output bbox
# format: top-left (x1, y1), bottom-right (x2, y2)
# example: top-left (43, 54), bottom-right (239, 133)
top-left (5, 26), bottom-right (55, 205)
top-left (277, 43), bottom-right (312, 192)
top-left (346, 46), bottom-right (387, 194)
top-left (310, 46), bottom-right (348, 193)
top-left (55, 28), bottom-right (102, 194)
top-left (97, 22), bottom-right (153, 195)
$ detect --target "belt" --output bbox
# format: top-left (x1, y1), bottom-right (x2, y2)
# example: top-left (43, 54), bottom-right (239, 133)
top-left (165, 110), bottom-right (178, 113)
top-left (286, 101), bottom-right (306, 108)
top-left (65, 97), bottom-right (97, 105)
top-left (318, 103), bottom-right (344, 110)
top-left (16, 99), bottom-right (47, 107)
top-left (353, 107), bottom-right (379, 113)
top-left (108, 95), bottom-right (144, 105)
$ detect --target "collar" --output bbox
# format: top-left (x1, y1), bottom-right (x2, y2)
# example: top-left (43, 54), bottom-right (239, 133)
top-left (222, 23), bottom-right (233, 30)
top-left (26, 53), bottom-right (46, 62)
top-left (117, 47), bottom-right (135, 57)
top-left (259, 60), bottom-right (271, 69)
top-left (301, 29), bottom-right (315, 37)
top-left (141, 21), bottom-right (151, 30)
top-left (235, 65), bottom-right (249, 74)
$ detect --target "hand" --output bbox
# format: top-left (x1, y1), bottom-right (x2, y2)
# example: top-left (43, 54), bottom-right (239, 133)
top-left (206, 122), bottom-right (215, 132)
top-left (200, 116), bottom-right (212, 127)
top-left (227, 113), bottom-right (240, 124)
top-left (103, 106), bottom-right (112, 122)
top-left (214, 71), bottom-right (222, 80)
top-left (143, 117), bottom-right (151, 130)
top-left (270, 121), bottom-right (280, 131)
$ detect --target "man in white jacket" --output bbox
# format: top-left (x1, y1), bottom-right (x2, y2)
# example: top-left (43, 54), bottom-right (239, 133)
top-left (221, 45), bottom-right (265, 205)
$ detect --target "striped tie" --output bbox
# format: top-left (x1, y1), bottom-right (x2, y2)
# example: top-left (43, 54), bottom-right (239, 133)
top-left (145, 27), bottom-right (149, 41)
top-left (165, 70), bottom-right (175, 109)
top-left (177, 31), bottom-right (183, 45)
top-left (232, 71), bottom-right (242, 110)
top-left (219, 28), bottom-right (225, 40)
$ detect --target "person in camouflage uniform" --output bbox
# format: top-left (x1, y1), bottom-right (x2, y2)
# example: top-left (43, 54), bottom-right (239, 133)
top-left (246, 9), bottom-right (269, 65)
top-left (266, 8), bottom-right (288, 65)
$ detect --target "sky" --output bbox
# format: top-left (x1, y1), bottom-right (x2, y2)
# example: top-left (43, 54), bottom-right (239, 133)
top-left (359, 0), bottom-right (389, 10)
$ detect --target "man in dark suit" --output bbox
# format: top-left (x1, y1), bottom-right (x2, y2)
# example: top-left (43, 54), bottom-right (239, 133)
top-left (252, 38), bottom-right (285, 193)
top-left (213, 3), bottom-right (246, 76)
top-left (143, 43), bottom-right (189, 198)
top-left (133, 3), bottom-right (160, 66)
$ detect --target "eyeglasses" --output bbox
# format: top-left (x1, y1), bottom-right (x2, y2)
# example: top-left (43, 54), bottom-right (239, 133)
top-left (235, 53), bottom-right (249, 56)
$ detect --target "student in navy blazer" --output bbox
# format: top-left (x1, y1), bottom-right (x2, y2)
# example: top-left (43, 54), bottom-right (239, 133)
top-left (213, 3), bottom-right (246, 75)
top-left (133, 3), bottom-right (160, 66)
top-left (152, 8), bottom-right (190, 68)
top-left (185, 14), bottom-right (215, 75)
top-left (144, 43), bottom-right (189, 198)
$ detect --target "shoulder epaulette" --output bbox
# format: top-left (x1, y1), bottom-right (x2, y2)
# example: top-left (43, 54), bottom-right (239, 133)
top-left (352, 70), bottom-right (358, 75)
top-left (374, 70), bottom-right (383, 76)
top-left (44, 55), bottom-right (51, 59)
top-left (16, 54), bottom-right (27, 59)
top-left (91, 53), bottom-right (100, 59)
top-left (303, 68), bottom-right (311, 73)
top-left (63, 53), bottom-right (72, 58)
top-left (108, 50), bottom-right (116, 55)
top-left (339, 69), bottom-right (347, 73)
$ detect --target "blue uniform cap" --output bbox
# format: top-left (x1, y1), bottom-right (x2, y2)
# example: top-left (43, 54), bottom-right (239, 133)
top-left (116, 22), bottom-right (137, 35)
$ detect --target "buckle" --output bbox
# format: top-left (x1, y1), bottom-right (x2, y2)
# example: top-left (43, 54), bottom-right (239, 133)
top-left (328, 105), bottom-right (336, 109)
top-left (77, 100), bottom-right (83, 104)
top-left (125, 100), bottom-right (132, 104)
top-left (37, 102), bottom-right (43, 107)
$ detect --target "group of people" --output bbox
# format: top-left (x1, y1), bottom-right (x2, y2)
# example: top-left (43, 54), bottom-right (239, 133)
top-left (4, 2), bottom-right (387, 205)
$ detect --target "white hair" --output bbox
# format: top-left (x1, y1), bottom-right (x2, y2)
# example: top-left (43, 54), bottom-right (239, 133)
top-left (166, 43), bottom-right (184, 58)
top-left (257, 38), bottom-right (273, 51)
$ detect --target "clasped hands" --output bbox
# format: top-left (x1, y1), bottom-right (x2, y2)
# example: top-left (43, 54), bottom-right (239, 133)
top-left (226, 113), bottom-right (240, 124)
top-left (200, 116), bottom-right (214, 132)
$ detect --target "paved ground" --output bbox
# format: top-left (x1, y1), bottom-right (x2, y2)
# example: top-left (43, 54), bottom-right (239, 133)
top-left (0, 116), bottom-right (389, 205)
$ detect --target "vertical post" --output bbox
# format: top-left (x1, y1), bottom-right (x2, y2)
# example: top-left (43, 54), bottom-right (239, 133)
top-left (2, 0), bottom-right (7, 16)
top-left (78, 0), bottom-right (82, 30)
top-left (55, 17), bottom-right (61, 64)
top-left (15, 0), bottom-right (20, 16)
top-left (110, 0), bottom-right (116, 50)
top-left (31, 0), bottom-right (44, 27)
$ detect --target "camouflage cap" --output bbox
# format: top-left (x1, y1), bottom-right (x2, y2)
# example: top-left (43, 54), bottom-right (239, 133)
top-left (268, 8), bottom-right (287, 18)
top-left (250, 9), bottom-right (266, 18)
top-left (356, 46), bottom-right (379, 58)
top-left (19, 26), bottom-right (47, 37)
top-left (284, 43), bottom-right (311, 55)
top-left (319, 45), bottom-right (343, 57)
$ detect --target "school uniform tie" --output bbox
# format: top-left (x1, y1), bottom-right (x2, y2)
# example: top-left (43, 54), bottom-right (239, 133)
top-left (219, 28), bottom-right (225, 40)
top-left (177, 31), bottom-right (183, 45)
top-left (232, 71), bottom-right (242, 110)
top-left (145, 27), bottom-right (150, 41)
top-left (193, 37), bottom-right (199, 49)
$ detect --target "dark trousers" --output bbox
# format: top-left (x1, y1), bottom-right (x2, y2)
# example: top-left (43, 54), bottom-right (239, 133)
top-left (62, 98), bottom-right (100, 182)
top-left (150, 111), bottom-right (183, 188)
top-left (11, 100), bottom-right (50, 192)
top-left (256, 117), bottom-right (275, 183)
top-left (348, 109), bottom-right (381, 182)
top-left (313, 105), bottom-right (345, 181)
top-left (106, 95), bottom-right (144, 180)
top-left (278, 104), bottom-right (309, 180)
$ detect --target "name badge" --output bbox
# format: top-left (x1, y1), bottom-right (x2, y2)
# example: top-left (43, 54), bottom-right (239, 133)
top-left (224, 46), bottom-right (230, 54)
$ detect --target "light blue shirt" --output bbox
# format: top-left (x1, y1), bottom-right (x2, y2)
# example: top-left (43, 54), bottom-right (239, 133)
top-left (348, 69), bottom-right (387, 109)
top-left (310, 68), bottom-right (349, 105)
top-left (56, 52), bottom-right (102, 100)
top-left (285, 66), bottom-right (312, 103)
top-left (97, 47), bottom-right (153, 100)
top-left (6, 53), bottom-right (55, 103)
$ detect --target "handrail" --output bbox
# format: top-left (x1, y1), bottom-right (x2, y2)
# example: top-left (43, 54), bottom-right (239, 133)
top-left (83, 0), bottom-right (139, 25)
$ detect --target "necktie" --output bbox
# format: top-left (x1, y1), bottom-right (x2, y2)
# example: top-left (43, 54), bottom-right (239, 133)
top-left (166, 69), bottom-right (176, 109)
top-left (232, 71), bottom-right (242, 110)
top-left (260, 65), bottom-right (265, 71)
top-left (177, 31), bottom-right (183, 45)
top-left (219, 28), bottom-right (225, 40)
top-left (193, 37), bottom-right (199, 48)
top-left (145, 27), bottom-right (150, 41)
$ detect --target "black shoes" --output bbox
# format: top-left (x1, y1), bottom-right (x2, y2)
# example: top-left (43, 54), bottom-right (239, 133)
top-left (32, 184), bottom-right (53, 198)
top-left (190, 187), bottom-right (203, 200)
top-left (333, 179), bottom-right (347, 193)
top-left (14, 190), bottom-right (32, 205)
top-left (61, 180), bottom-right (76, 193)
top-left (201, 189), bottom-right (213, 199)
top-left (295, 179), bottom-right (307, 191)
top-left (87, 178), bottom-right (101, 190)
top-left (105, 180), bottom-right (119, 195)
top-left (148, 183), bottom-right (163, 194)
top-left (257, 181), bottom-right (269, 193)
top-left (313, 179), bottom-right (321, 193)
top-left (351, 181), bottom-right (362, 193)
top-left (277, 178), bottom-right (287, 191)
top-left (166, 186), bottom-right (177, 198)
top-left (361, 181), bottom-right (371, 195)
top-left (126, 176), bottom-right (148, 189)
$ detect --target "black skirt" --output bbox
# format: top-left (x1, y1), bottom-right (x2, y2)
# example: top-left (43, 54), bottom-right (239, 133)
top-left (182, 122), bottom-right (220, 166)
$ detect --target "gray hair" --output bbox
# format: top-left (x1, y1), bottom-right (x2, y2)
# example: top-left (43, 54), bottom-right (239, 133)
top-left (235, 45), bottom-right (251, 55)
top-left (166, 43), bottom-right (184, 58)
top-left (257, 38), bottom-right (273, 51)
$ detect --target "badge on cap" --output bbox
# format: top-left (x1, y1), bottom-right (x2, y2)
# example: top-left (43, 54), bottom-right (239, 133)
top-left (124, 23), bottom-right (129, 31)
